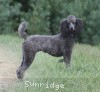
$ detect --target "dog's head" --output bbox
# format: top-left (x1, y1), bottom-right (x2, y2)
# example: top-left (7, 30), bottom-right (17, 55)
top-left (60, 15), bottom-right (83, 37)
top-left (67, 15), bottom-right (76, 31)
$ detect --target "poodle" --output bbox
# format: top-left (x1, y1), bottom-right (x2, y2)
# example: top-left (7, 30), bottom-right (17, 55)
top-left (16, 15), bottom-right (83, 79)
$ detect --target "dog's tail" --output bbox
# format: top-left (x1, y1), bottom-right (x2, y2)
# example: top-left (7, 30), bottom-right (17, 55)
top-left (18, 22), bottom-right (28, 40)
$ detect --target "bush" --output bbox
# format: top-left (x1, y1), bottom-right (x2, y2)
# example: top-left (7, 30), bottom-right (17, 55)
top-left (0, 0), bottom-right (100, 45)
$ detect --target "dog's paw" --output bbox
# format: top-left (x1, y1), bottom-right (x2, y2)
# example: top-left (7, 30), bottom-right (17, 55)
top-left (65, 63), bottom-right (71, 68)
top-left (16, 69), bottom-right (24, 80)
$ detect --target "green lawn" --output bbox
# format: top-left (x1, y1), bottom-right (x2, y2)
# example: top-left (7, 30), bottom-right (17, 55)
top-left (0, 35), bottom-right (100, 92)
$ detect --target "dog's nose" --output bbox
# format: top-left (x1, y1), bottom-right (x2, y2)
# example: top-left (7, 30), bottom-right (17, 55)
top-left (70, 28), bottom-right (74, 30)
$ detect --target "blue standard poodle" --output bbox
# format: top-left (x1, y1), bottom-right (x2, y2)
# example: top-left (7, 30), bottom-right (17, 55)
top-left (16, 15), bottom-right (83, 79)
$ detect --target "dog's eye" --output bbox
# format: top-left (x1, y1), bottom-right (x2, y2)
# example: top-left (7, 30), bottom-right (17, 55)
top-left (72, 22), bottom-right (75, 24)
top-left (66, 23), bottom-right (69, 27)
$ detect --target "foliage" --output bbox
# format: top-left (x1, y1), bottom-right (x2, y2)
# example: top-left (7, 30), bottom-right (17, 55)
top-left (0, 0), bottom-right (21, 34)
top-left (0, 0), bottom-right (100, 45)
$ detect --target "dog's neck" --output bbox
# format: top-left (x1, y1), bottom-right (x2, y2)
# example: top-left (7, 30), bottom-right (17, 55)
top-left (60, 31), bottom-right (75, 39)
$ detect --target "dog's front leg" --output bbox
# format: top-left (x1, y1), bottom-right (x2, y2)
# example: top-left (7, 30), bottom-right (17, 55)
top-left (63, 50), bottom-right (72, 66)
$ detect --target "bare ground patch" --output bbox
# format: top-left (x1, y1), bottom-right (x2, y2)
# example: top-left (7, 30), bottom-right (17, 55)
top-left (0, 46), bottom-right (18, 91)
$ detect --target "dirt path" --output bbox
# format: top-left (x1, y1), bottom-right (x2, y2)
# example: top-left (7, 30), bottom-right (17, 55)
top-left (0, 46), bottom-right (18, 91)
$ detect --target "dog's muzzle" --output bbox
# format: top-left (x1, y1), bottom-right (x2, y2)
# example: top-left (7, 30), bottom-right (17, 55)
top-left (69, 23), bottom-right (75, 30)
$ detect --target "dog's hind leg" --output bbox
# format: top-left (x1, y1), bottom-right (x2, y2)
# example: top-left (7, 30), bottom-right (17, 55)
top-left (16, 46), bottom-right (36, 79)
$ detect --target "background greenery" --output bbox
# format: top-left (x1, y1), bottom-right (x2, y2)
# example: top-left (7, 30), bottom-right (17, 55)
top-left (0, 1), bottom-right (100, 91)
top-left (0, 0), bottom-right (100, 45)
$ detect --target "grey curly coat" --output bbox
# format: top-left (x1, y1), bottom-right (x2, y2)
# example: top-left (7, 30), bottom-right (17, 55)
top-left (16, 15), bottom-right (83, 79)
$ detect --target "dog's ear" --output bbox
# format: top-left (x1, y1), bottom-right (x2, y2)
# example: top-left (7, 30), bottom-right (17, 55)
top-left (60, 19), bottom-right (69, 37)
top-left (75, 18), bottom-right (83, 35)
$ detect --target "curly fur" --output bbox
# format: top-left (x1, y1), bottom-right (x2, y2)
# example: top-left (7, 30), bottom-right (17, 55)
top-left (16, 15), bottom-right (83, 79)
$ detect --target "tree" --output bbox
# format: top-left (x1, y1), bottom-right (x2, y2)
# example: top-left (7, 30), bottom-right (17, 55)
top-left (0, 0), bottom-right (100, 45)
top-left (0, 0), bottom-right (21, 34)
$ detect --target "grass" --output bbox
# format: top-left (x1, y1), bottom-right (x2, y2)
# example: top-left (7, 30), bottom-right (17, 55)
top-left (0, 35), bottom-right (100, 92)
